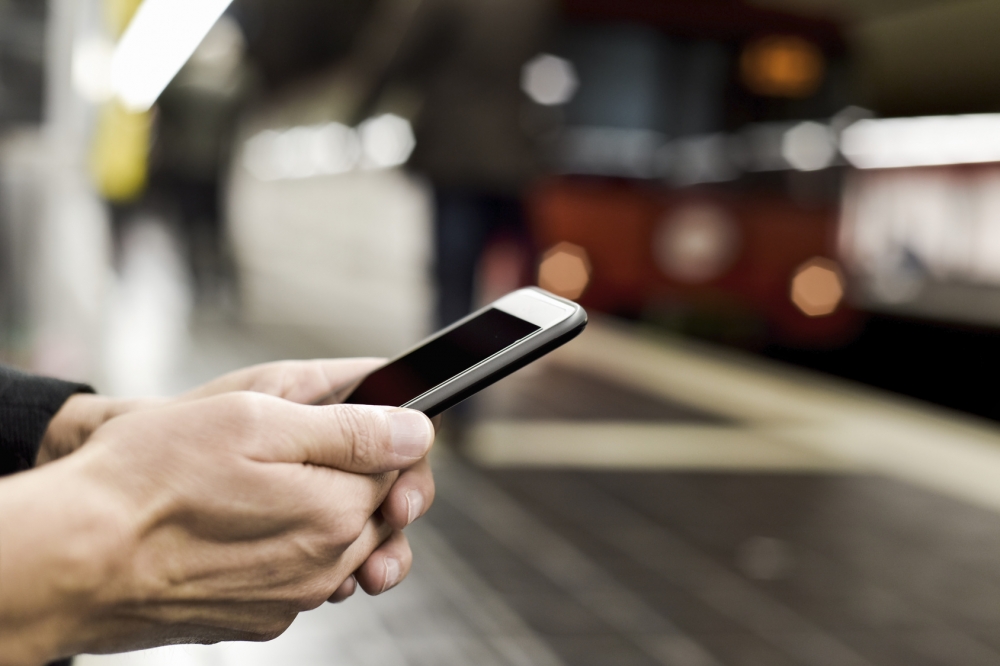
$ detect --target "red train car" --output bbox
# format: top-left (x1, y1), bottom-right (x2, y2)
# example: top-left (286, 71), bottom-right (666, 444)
top-left (530, 176), bottom-right (863, 348)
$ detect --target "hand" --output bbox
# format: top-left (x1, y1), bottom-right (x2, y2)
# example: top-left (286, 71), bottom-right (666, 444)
top-left (182, 359), bottom-right (438, 602)
top-left (38, 359), bottom-right (437, 604)
top-left (37, 358), bottom-right (387, 466)
top-left (0, 393), bottom-right (435, 665)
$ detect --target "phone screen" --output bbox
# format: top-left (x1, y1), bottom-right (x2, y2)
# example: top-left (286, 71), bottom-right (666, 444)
top-left (345, 308), bottom-right (540, 407)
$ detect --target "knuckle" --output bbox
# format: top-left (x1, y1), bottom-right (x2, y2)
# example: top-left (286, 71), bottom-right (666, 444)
top-left (250, 362), bottom-right (299, 396)
top-left (306, 508), bottom-right (366, 556)
top-left (297, 584), bottom-right (334, 612)
top-left (295, 532), bottom-right (339, 565)
top-left (328, 496), bottom-right (372, 543)
top-left (221, 391), bottom-right (272, 428)
top-left (341, 509), bottom-right (370, 544)
top-left (334, 405), bottom-right (385, 469)
top-left (248, 614), bottom-right (296, 643)
top-left (219, 391), bottom-right (287, 451)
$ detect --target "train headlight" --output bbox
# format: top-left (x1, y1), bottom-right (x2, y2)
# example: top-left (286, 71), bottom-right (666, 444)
top-left (539, 242), bottom-right (592, 301)
top-left (791, 257), bottom-right (845, 317)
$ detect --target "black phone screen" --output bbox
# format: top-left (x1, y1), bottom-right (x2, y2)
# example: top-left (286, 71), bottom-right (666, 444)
top-left (345, 308), bottom-right (540, 407)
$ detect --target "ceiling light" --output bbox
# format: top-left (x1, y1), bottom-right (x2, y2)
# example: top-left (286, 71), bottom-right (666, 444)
top-left (841, 114), bottom-right (1000, 169)
top-left (111, 0), bottom-right (235, 112)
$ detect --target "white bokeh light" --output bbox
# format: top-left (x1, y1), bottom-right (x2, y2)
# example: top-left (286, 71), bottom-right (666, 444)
top-left (842, 114), bottom-right (1000, 169)
top-left (243, 122), bottom-right (366, 181)
top-left (782, 121), bottom-right (837, 172)
top-left (358, 114), bottom-right (416, 170)
top-left (521, 53), bottom-right (579, 106)
top-left (72, 36), bottom-right (115, 103)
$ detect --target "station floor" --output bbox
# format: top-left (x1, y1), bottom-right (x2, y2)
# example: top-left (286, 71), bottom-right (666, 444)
top-left (77, 319), bottom-right (1000, 666)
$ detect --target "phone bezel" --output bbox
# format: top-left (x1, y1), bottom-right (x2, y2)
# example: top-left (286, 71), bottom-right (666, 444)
top-left (492, 289), bottom-right (576, 328)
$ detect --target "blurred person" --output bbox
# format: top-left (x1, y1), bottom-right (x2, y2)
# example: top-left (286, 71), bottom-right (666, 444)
top-left (347, 0), bottom-right (556, 327)
top-left (0, 359), bottom-right (436, 666)
top-left (147, 15), bottom-right (255, 300)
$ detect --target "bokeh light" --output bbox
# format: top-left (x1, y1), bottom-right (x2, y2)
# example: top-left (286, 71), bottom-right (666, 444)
top-left (538, 242), bottom-right (592, 300)
top-left (782, 121), bottom-right (837, 172)
top-left (358, 113), bottom-right (416, 170)
top-left (841, 114), bottom-right (1000, 169)
top-left (790, 257), bottom-right (845, 317)
top-left (242, 114), bottom-right (417, 181)
top-left (72, 37), bottom-right (115, 103)
top-left (740, 35), bottom-right (825, 99)
top-left (521, 53), bottom-right (579, 106)
top-left (654, 204), bottom-right (740, 284)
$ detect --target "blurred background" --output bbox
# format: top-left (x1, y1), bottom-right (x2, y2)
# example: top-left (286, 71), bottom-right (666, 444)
top-left (9, 0), bottom-right (1000, 663)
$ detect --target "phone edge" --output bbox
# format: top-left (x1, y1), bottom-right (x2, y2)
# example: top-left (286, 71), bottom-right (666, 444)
top-left (404, 298), bottom-right (588, 417)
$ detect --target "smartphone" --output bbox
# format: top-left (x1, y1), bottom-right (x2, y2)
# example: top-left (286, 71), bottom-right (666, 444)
top-left (340, 287), bottom-right (587, 417)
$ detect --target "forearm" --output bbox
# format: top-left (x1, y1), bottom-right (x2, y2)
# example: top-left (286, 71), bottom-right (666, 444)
top-left (0, 460), bottom-right (130, 665)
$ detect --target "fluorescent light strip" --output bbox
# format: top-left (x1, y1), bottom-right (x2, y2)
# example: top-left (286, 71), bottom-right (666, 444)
top-left (842, 114), bottom-right (1000, 169)
top-left (111, 0), bottom-right (235, 112)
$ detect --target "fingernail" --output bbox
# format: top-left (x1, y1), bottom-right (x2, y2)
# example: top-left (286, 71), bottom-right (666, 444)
top-left (389, 410), bottom-right (432, 458)
top-left (340, 575), bottom-right (357, 601)
top-left (405, 489), bottom-right (425, 525)
top-left (382, 557), bottom-right (401, 593)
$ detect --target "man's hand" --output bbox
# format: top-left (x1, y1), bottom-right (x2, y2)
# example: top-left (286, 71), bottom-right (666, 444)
top-left (37, 360), bottom-right (438, 599)
top-left (0, 393), bottom-right (434, 666)
top-left (37, 358), bottom-right (387, 466)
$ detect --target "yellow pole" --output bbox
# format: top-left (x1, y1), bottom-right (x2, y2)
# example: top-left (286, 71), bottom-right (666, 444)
top-left (89, 0), bottom-right (151, 203)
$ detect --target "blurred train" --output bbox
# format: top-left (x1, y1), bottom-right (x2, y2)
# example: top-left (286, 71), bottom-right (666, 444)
top-left (525, 0), bottom-right (1000, 351)
top-left (526, 0), bottom-right (861, 349)
top-left (531, 174), bottom-right (856, 348)
top-left (208, 0), bottom-right (1000, 354)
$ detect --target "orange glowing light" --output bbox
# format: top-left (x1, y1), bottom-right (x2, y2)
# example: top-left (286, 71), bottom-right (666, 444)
top-left (741, 35), bottom-right (825, 98)
top-left (538, 242), bottom-right (592, 301)
top-left (791, 257), bottom-right (845, 317)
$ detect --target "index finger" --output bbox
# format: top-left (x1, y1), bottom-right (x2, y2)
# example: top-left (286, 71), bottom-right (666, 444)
top-left (185, 358), bottom-right (386, 405)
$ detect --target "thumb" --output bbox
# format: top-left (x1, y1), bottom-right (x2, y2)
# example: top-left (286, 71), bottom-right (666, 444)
top-left (263, 401), bottom-right (435, 473)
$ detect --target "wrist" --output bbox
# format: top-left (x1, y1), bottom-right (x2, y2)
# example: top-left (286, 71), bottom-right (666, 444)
top-left (37, 395), bottom-right (161, 466)
top-left (37, 394), bottom-right (111, 466)
top-left (0, 459), bottom-right (135, 663)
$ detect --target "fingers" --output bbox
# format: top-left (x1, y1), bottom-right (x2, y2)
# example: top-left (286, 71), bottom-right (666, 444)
top-left (309, 359), bottom-right (385, 405)
top-left (323, 527), bottom-right (412, 602)
top-left (325, 515), bottom-right (397, 598)
top-left (320, 469), bottom-right (400, 524)
top-left (354, 530), bottom-right (412, 596)
top-left (327, 576), bottom-right (357, 603)
top-left (184, 359), bottom-right (386, 405)
top-left (259, 399), bottom-right (435, 474)
top-left (379, 458), bottom-right (435, 530)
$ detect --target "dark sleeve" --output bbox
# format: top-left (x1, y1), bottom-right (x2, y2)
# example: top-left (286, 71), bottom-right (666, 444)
top-left (0, 365), bottom-right (94, 477)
